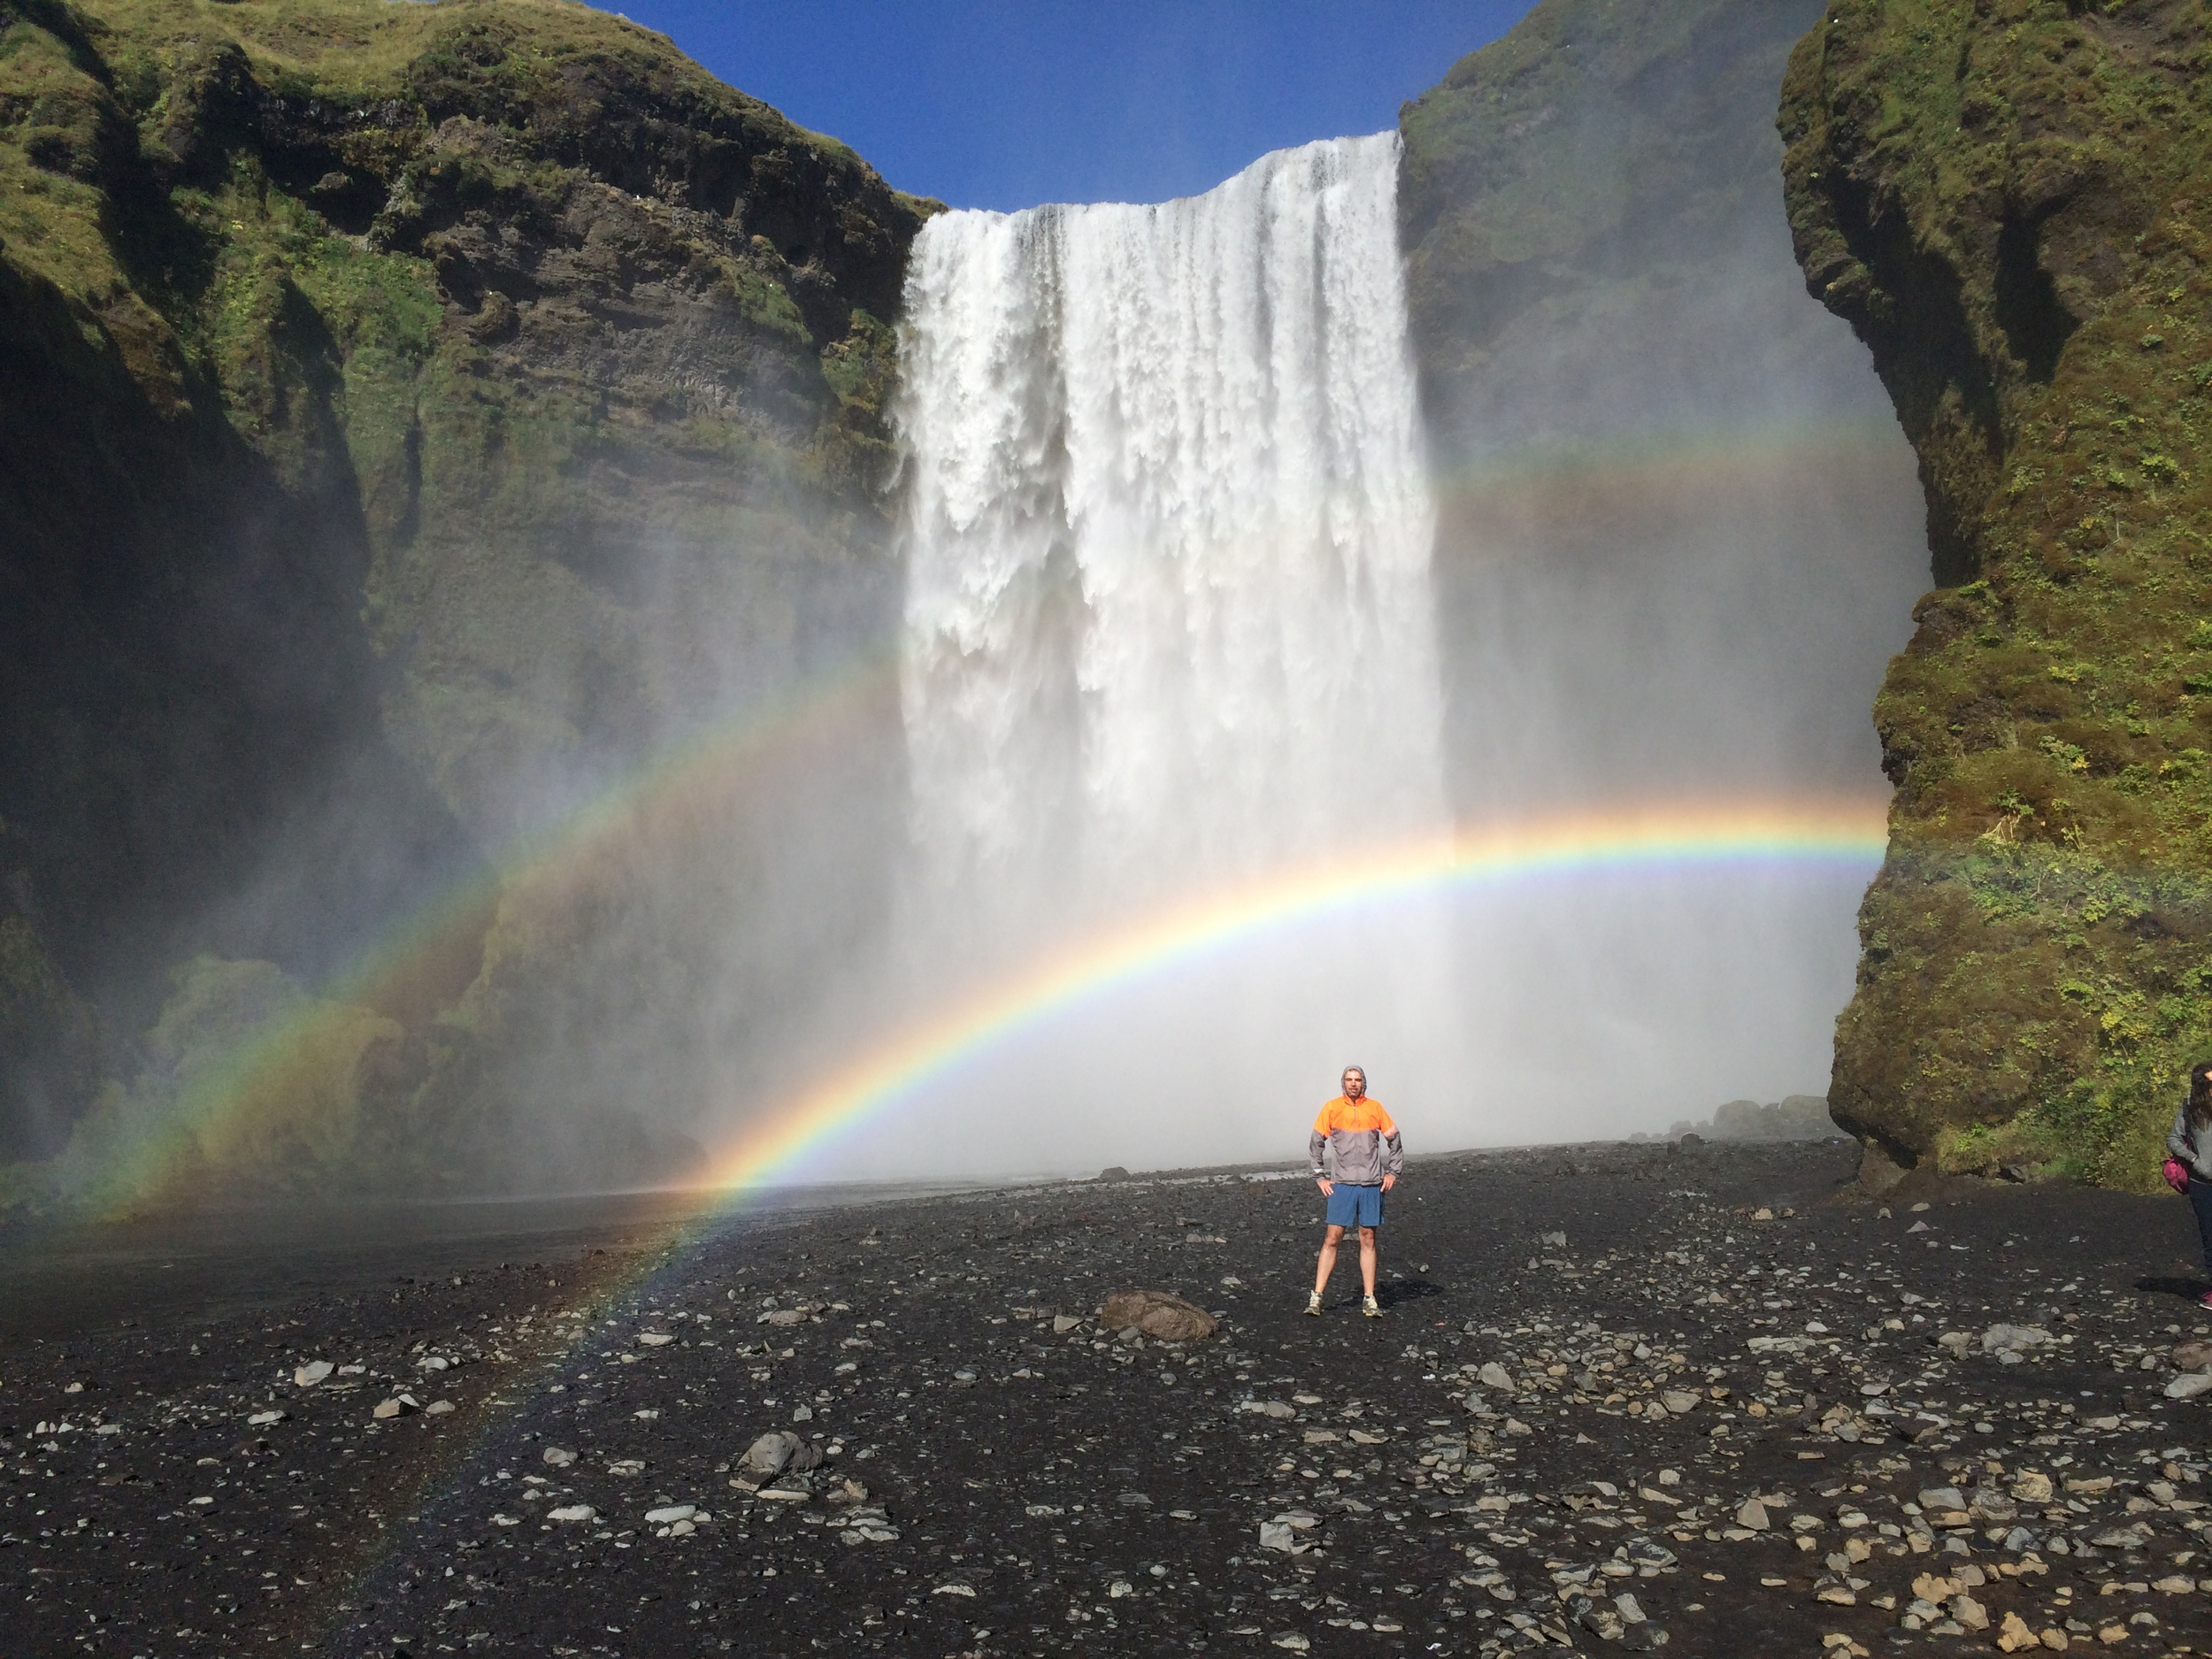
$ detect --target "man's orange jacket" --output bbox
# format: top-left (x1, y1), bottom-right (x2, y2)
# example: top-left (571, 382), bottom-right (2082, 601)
top-left (1309, 1095), bottom-right (1403, 1186)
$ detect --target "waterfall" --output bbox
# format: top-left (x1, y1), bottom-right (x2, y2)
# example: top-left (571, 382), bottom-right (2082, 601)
top-left (883, 134), bottom-right (1460, 1171)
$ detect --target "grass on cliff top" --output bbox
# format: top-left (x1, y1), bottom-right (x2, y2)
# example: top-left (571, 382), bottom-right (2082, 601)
top-left (75, 0), bottom-right (892, 180)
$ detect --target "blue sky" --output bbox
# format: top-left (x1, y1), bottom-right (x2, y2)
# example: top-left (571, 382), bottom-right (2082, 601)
top-left (603, 2), bottom-right (1540, 211)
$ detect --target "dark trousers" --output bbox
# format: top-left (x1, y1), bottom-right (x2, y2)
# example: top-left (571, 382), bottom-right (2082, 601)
top-left (2191, 1177), bottom-right (2212, 1277)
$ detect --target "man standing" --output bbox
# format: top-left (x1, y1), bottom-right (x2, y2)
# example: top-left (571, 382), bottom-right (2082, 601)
top-left (1307, 1065), bottom-right (1402, 1317)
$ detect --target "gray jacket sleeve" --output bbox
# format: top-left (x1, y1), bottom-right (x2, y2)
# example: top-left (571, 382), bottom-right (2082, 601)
top-left (1383, 1126), bottom-right (1404, 1177)
top-left (2171, 1106), bottom-right (2198, 1170)
top-left (1310, 1129), bottom-right (1328, 1175)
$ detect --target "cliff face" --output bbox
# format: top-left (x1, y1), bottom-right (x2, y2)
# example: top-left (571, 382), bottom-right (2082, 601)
top-left (1782, 0), bottom-right (2212, 1186)
top-left (0, 0), bottom-right (927, 1194)
top-left (1395, 0), bottom-right (1931, 1125)
top-left (1399, 0), bottom-right (1926, 818)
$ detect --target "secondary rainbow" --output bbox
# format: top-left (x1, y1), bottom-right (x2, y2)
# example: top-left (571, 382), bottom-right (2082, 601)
top-left (695, 795), bottom-right (1891, 1194)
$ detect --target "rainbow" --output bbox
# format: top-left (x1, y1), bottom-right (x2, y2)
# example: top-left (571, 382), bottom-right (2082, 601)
top-left (62, 652), bottom-right (902, 1214)
top-left (693, 795), bottom-right (1890, 1194)
top-left (52, 404), bottom-right (1912, 1215)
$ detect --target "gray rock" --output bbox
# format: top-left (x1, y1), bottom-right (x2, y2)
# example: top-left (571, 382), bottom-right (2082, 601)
top-left (2172, 1337), bottom-right (2212, 1373)
top-left (541, 1447), bottom-right (578, 1467)
top-left (292, 1361), bottom-right (334, 1387)
top-left (742, 1430), bottom-right (824, 1478)
top-left (2164, 1371), bottom-right (2212, 1401)
top-left (1477, 1362), bottom-right (1516, 1394)
top-left (1980, 1324), bottom-right (2053, 1355)
top-left (1969, 1490), bottom-right (2017, 1522)
top-left (1098, 1289), bottom-right (1217, 1342)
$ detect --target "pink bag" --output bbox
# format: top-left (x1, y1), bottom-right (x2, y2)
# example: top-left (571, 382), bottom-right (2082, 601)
top-left (2165, 1157), bottom-right (2191, 1194)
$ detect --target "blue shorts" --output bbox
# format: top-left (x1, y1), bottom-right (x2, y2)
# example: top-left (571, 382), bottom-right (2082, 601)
top-left (1325, 1183), bottom-right (1385, 1228)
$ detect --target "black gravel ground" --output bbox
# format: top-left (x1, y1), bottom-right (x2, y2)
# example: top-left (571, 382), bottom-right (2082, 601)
top-left (7, 1139), bottom-right (2212, 1659)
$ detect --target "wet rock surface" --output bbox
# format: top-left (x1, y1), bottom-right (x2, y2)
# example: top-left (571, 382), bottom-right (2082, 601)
top-left (6, 1140), bottom-right (2212, 1655)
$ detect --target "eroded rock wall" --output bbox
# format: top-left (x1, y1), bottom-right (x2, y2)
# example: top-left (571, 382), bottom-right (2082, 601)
top-left (1783, 0), bottom-right (2212, 1184)
top-left (0, 0), bottom-right (928, 1194)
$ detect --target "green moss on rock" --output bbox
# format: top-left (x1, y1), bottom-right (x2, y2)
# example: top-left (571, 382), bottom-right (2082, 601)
top-left (1782, 0), bottom-right (2212, 1187)
top-left (0, 0), bottom-right (933, 1198)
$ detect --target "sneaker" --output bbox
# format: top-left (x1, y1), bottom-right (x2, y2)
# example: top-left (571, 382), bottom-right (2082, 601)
top-left (1304, 1294), bottom-right (1323, 1317)
top-left (2199, 1289), bottom-right (2212, 1310)
top-left (1363, 1296), bottom-right (1382, 1318)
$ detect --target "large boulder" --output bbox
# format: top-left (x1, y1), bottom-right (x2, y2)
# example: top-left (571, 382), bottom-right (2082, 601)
top-left (1099, 1290), bottom-right (1217, 1342)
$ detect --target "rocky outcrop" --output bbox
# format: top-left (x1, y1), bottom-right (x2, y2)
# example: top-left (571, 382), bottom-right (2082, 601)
top-left (0, 0), bottom-right (929, 1194)
top-left (1782, 0), bottom-right (2212, 1186)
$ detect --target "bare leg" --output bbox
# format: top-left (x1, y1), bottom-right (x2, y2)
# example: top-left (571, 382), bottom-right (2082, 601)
top-left (1359, 1225), bottom-right (1379, 1298)
top-left (1314, 1224), bottom-right (1346, 1297)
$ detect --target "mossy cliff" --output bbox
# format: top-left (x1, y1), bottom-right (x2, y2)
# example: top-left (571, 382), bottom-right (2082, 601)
top-left (0, 0), bottom-right (929, 1196)
top-left (1782, 0), bottom-right (2212, 1187)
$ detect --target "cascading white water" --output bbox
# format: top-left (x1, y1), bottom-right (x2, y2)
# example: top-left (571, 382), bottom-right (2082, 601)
top-left (877, 134), bottom-right (1461, 1174)
top-left (898, 131), bottom-right (1446, 931)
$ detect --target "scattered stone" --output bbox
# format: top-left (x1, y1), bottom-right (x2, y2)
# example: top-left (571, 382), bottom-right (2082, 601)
top-left (541, 1447), bottom-right (577, 1467)
top-left (546, 1505), bottom-right (595, 1524)
top-left (292, 1361), bottom-right (334, 1387)
top-left (644, 1504), bottom-right (697, 1525)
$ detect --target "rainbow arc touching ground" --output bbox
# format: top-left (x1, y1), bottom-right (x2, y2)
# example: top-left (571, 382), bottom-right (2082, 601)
top-left (694, 795), bottom-right (1890, 1199)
